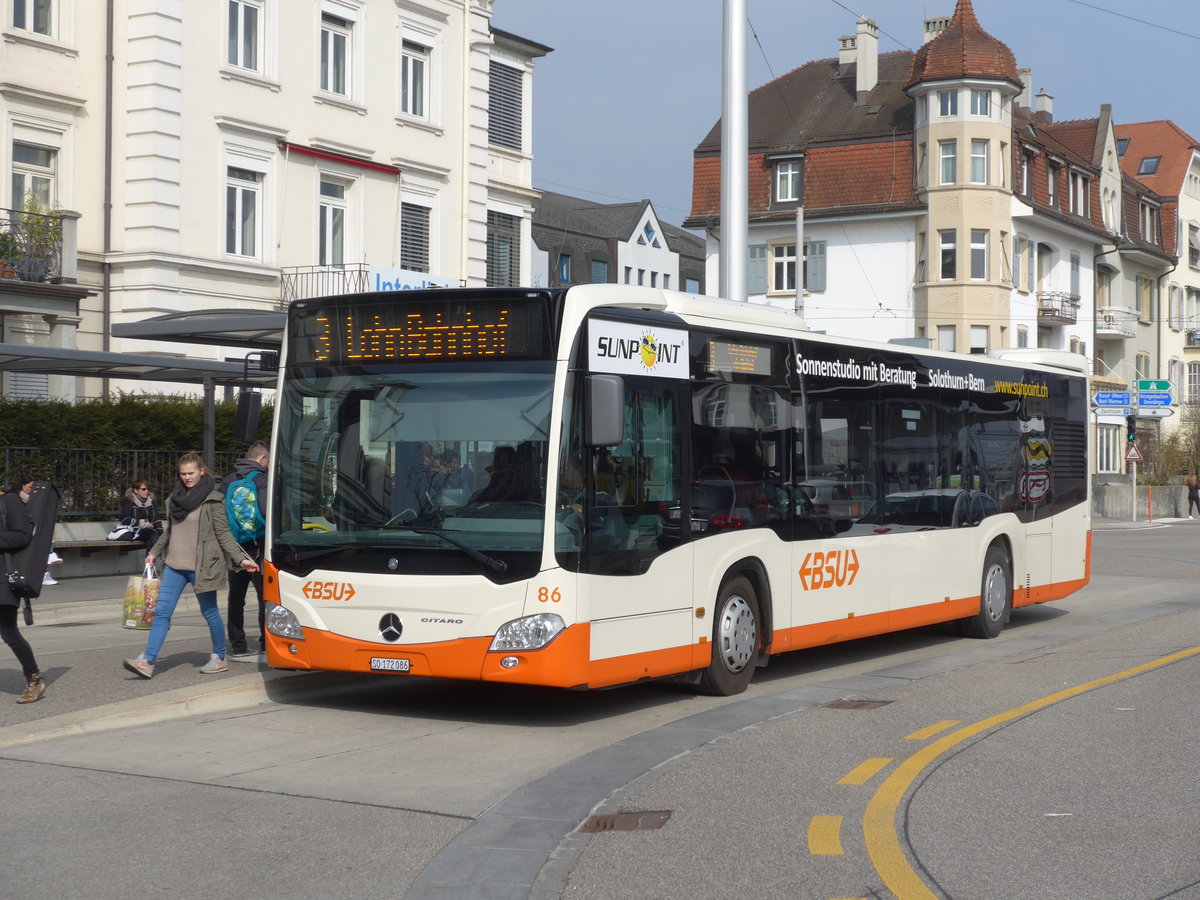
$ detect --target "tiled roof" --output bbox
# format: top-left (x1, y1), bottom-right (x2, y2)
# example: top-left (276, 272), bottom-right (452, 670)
top-left (904, 0), bottom-right (1021, 90)
top-left (1114, 120), bottom-right (1200, 198)
top-left (693, 51), bottom-right (916, 155)
top-left (803, 141), bottom-right (918, 212)
top-left (532, 190), bottom-right (703, 258)
top-left (1040, 117), bottom-right (1102, 166)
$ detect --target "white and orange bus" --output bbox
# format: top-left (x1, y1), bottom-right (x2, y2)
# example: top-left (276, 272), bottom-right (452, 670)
top-left (262, 285), bottom-right (1090, 695)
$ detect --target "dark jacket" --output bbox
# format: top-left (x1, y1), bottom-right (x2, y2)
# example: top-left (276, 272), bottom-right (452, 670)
top-left (119, 489), bottom-right (162, 533)
top-left (0, 492), bottom-right (33, 608)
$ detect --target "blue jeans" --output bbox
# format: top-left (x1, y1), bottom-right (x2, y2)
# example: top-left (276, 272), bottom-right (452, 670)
top-left (143, 566), bottom-right (226, 664)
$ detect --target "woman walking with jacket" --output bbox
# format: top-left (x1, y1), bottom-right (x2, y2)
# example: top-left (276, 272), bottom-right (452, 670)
top-left (1, 480), bottom-right (44, 702)
top-left (123, 452), bottom-right (258, 679)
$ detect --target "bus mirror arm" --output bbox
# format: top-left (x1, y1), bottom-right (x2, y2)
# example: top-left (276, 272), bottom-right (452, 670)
top-left (586, 374), bottom-right (625, 447)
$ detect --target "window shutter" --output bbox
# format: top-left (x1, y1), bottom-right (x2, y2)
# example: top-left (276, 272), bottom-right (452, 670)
top-left (488, 62), bottom-right (522, 151)
top-left (747, 244), bottom-right (766, 295)
top-left (806, 240), bottom-right (826, 292)
top-left (400, 203), bottom-right (430, 272)
top-left (486, 211), bottom-right (520, 286)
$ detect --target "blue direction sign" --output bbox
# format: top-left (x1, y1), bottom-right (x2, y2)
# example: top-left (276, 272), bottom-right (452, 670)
top-left (1093, 391), bottom-right (1132, 406)
top-left (1138, 391), bottom-right (1174, 407)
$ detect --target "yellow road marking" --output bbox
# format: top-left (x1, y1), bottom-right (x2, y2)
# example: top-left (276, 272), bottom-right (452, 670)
top-left (863, 644), bottom-right (1200, 899)
top-left (838, 757), bottom-right (893, 785)
top-left (808, 815), bottom-right (845, 855)
top-left (904, 720), bottom-right (960, 741)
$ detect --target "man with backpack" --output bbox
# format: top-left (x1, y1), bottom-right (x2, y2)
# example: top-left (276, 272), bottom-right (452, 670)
top-left (219, 441), bottom-right (269, 662)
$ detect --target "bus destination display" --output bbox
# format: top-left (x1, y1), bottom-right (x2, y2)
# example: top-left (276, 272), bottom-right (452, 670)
top-left (291, 298), bottom-right (549, 365)
top-left (707, 340), bottom-right (772, 376)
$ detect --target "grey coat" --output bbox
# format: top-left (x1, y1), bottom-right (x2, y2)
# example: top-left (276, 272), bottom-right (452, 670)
top-left (149, 490), bottom-right (251, 593)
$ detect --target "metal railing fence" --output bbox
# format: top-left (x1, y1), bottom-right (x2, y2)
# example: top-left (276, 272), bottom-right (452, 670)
top-left (1, 448), bottom-right (241, 519)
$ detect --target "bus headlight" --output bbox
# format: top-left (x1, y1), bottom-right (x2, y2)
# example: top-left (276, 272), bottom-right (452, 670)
top-left (489, 613), bottom-right (565, 651)
top-left (267, 604), bottom-right (304, 640)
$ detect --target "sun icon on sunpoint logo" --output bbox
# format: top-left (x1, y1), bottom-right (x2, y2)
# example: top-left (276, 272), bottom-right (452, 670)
top-left (639, 331), bottom-right (660, 369)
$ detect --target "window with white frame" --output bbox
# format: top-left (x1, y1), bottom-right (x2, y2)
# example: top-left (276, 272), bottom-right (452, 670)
top-left (400, 39), bottom-right (429, 119)
top-left (317, 179), bottom-right (346, 266)
top-left (970, 325), bottom-right (988, 353)
top-left (937, 325), bottom-right (956, 352)
top-left (486, 210), bottom-right (519, 286)
top-left (1021, 152), bottom-right (1032, 196)
top-left (1187, 164), bottom-right (1200, 200)
top-left (1169, 359), bottom-right (1183, 396)
top-left (1069, 171), bottom-right (1089, 216)
top-left (939, 229), bottom-right (956, 280)
top-left (488, 61), bottom-right (523, 151)
top-left (970, 89), bottom-right (990, 116)
top-left (1137, 274), bottom-right (1153, 322)
top-left (1013, 235), bottom-right (1023, 289)
top-left (970, 229), bottom-right (987, 280)
top-left (1136, 352), bottom-right (1150, 380)
top-left (1017, 326), bottom-right (1029, 348)
top-left (804, 240), bottom-right (826, 292)
top-left (320, 13), bottom-right (350, 95)
top-left (1070, 252), bottom-right (1080, 299)
top-left (1140, 201), bottom-right (1160, 245)
top-left (1189, 362), bottom-right (1200, 404)
top-left (970, 139), bottom-right (988, 184)
top-left (400, 201), bottom-right (430, 272)
top-left (937, 90), bottom-right (957, 117)
top-left (227, 0), bottom-right (262, 71)
top-left (770, 243), bottom-right (795, 292)
top-left (939, 140), bottom-right (957, 185)
top-left (1096, 266), bottom-right (1112, 306)
top-left (11, 141), bottom-right (55, 208)
top-left (915, 232), bottom-right (926, 282)
top-left (225, 165), bottom-right (262, 257)
top-left (999, 142), bottom-right (1007, 188)
top-left (12, 0), bottom-right (52, 36)
top-left (1047, 162), bottom-right (1058, 206)
top-left (916, 142), bottom-right (927, 187)
top-left (1095, 425), bottom-right (1120, 474)
top-left (1189, 223), bottom-right (1199, 268)
top-left (1000, 230), bottom-right (1010, 283)
top-left (775, 160), bottom-right (801, 202)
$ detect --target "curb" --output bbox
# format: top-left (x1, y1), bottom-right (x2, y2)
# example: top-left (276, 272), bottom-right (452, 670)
top-left (29, 595), bottom-right (201, 627)
top-left (0, 667), bottom-right (367, 750)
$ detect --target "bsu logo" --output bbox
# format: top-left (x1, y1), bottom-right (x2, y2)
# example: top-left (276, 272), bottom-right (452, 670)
top-left (798, 549), bottom-right (860, 591)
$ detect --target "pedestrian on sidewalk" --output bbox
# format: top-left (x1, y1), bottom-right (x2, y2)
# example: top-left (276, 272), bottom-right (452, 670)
top-left (123, 452), bottom-right (258, 679)
top-left (218, 440), bottom-right (269, 663)
top-left (1187, 475), bottom-right (1199, 520)
top-left (1, 479), bottom-right (44, 703)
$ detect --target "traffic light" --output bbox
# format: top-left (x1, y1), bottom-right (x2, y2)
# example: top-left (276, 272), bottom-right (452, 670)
top-left (1126, 415), bottom-right (1137, 442)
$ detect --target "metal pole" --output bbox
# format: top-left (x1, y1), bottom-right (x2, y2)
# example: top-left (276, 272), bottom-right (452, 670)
top-left (794, 206), bottom-right (805, 314)
top-left (719, 0), bottom-right (747, 302)
top-left (203, 376), bottom-right (216, 468)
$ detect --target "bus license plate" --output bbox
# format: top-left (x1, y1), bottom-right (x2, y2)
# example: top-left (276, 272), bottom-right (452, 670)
top-left (370, 657), bottom-right (411, 672)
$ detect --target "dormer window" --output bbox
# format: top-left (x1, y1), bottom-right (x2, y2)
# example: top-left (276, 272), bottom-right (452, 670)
top-left (1047, 162), bottom-right (1059, 207)
top-left (938, 90), bottom-right (958, 117)
top-left (1138, 156), bottom-right (1161, 176)
top-left (1140, 201), bottom-right (1160, 245)
top-left (1116, 137), bottom-right (1129, 156)
top-left (1069, 171), bottom-right (1090, 217)
top-left (774, 159), bottom-right (801, 203)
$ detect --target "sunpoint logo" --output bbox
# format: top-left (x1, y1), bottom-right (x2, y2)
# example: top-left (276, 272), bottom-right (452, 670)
top-left (798, 550), bottom-right (860, 591)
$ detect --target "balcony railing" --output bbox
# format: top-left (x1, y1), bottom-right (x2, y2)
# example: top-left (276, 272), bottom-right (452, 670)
top-left (0, 206), bottom-right (64, 284)
top-left (280, 264), bottom-right (372, 304)
top-left (1036, 290), bottom-right (1080, 324)
top-left (1096, 306), bottom-right (1138, 339)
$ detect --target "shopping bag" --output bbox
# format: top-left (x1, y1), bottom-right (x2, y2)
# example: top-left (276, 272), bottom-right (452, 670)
top-left (122, 565), bottom-right (158, 630)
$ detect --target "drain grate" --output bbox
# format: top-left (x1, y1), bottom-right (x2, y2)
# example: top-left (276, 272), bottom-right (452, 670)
top-left (578, 810), bottom-right (672, 833)
top-left (822, 699), bottom-right (892, 710)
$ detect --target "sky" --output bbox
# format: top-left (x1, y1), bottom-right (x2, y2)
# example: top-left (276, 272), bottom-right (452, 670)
top-left (492, 0), bottom-right (1200, 230)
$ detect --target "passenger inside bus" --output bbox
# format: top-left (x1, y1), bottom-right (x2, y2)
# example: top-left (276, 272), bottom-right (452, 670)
top-left (472, 445), bottom-right (535, 503)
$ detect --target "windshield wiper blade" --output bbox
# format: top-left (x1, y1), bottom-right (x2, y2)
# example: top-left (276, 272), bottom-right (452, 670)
top-left (276, 543), bottom-right (356, 564)
top-left (386, 525), bottom-right (508, 574)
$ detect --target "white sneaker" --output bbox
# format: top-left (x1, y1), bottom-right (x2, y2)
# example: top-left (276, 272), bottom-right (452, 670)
top-left (47, 551), bottom-right (63, 566)
top-left (42, 573), bottom-right (57, 585)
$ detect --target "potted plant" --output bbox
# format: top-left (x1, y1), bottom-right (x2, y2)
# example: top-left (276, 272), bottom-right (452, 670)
top-left (0, 230), bottom-right (17, 279)
top-left (14, 192), bottom-right (61, 283)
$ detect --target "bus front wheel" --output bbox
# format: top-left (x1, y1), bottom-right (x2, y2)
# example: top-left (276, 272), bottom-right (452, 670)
top-left (699, 576), bottom-right (759, 696)
top-left (960, 544), bottom-right (1011, 639)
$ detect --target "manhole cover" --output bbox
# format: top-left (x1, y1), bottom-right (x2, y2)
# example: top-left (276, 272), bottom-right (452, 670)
top-left (578, 810), bottom-right (672, 833)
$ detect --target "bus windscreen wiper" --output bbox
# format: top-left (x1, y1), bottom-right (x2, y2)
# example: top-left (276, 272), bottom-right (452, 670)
top-left (383, 524), bottom-right (508, 574)
top-left (275, 542), bottom-right (358, 564)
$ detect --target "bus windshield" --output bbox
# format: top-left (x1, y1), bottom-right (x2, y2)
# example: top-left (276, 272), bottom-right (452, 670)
top-left (273, 362), bottom-right (554, 577)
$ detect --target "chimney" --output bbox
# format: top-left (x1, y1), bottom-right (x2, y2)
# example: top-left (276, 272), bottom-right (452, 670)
top-left (923, 15), bottom-right (951, 43)
top-left (838, 34), bottom-right (856, 69)
top-left (1035, 89), bottom-right (1054, 122)
top-left (856, 18), bottom-right (878, 93)
top-left (1017, 67), bottom-right (1033, 109)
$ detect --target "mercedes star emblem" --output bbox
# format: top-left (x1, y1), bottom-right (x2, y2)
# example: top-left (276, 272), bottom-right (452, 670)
top-left (379, 613), bottom-right (403, 642)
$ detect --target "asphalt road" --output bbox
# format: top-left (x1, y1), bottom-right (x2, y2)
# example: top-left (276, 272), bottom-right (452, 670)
top-left (2, 522), bottom-right (1199, 899)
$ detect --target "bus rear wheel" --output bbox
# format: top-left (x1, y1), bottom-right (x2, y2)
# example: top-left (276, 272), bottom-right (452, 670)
top-left (960, 544), bottom-right (1011, 639)
top-left (699, 576), bottom-right (759, 696)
